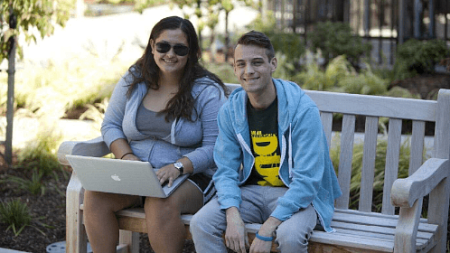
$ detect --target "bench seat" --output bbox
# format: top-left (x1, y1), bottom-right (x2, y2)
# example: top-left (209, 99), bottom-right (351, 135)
top-left (100, 207), bottom-right (437, 252)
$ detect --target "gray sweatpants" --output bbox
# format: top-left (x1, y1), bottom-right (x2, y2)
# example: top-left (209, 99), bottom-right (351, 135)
top-left (190, 185), bottom-right (318, 253)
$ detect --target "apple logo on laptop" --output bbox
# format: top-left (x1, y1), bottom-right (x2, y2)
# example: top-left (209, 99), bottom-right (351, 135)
top-left (111, 174), bottom-right (121, 181)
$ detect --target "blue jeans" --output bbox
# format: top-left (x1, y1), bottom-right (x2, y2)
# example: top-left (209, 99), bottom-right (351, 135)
top-left (190, 185), bottom-right (317, 253)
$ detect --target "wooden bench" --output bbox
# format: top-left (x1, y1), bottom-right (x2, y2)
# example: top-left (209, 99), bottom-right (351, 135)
top-left (58, 83), bottom-right (450, 253)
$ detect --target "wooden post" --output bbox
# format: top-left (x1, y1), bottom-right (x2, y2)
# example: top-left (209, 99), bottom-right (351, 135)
top-left (5, 7), bottom-right (16, 166)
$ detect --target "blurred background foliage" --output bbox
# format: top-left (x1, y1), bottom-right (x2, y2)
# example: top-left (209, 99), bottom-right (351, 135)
top-left (0, 0), bottom-right (76, 62)
top-left (393, 39), bottom-right (450, 80)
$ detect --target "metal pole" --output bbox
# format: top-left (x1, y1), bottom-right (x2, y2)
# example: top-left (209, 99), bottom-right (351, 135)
top-left (343, 0), bottom-right (349, 23)
top-left (5, 7), bottom-right (16, 166)
top-left (446, 0), bottom-right (448, 41)
top-left (390, 0), bottom-right (396, 65)
top-left (304, 0), bottom-right (308, 45)
top-left (364, 0), bottom-right (370, 36)
top-left (292, 0), bottom-right (297, 32)
top-left (398, 0), bottom-right (404, 44)
top-left (281, 0), bottom-right (285, 29)
top-left (414, 0), bottom-right (421, 38)
top-left (379, 0), bottom-right (384, 64)
top-left (428, 0), bottom-right (434, 38)
top-left (356, 0), bottom-right (361, 35)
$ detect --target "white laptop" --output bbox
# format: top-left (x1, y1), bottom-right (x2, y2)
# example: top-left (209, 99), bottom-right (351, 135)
top-left (66, 155), bottom-right (189, 198)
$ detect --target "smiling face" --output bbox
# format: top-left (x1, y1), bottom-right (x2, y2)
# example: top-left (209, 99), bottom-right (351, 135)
top-left (233, 44), bottom-right (277, 95)
top-left (151, 28), bottom-right (189, 77)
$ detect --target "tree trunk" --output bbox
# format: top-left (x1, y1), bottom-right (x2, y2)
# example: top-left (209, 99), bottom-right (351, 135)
top-left (5, 8), bottom-right (16, 166)
top-left (197, 0), bottom-right (202, 50)
top-left (225, 10), bottom-right (229, 62)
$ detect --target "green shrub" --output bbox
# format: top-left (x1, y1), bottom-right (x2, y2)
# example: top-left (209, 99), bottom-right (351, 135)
top-left (394, 39), bottom-right (450, 80)
top-left (385, 86), bottom-right (421, 99)
top-left (336, 67), bottom-right (388, 95)
top-left (203, 62), bottom-right (238, 83)
top-left (294, 59), bottom-right (329, 91)
top-left (2, 170), bottom-right (46, 196)
top-left (17, 120), bottom-right (63, 176)
top-left (0, 199), bottom-right (32, 236)
top-left (273, 52), bottom-right (296, 80)
top-left (80, 98), bottom-right (109, 136)
top-left (296, 55), bottom-right (394, 97)
top-left (308, 21), bottom-right (372, 69)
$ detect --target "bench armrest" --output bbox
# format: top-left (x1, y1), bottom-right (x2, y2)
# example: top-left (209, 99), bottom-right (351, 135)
top-left (391, 158), bottom-right (449, 208)
top-left (57, 136), bottom-right (110, 165)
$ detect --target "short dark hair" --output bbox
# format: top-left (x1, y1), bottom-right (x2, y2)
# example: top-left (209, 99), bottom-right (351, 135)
top-left (235, 30), bottom-right (275, 60)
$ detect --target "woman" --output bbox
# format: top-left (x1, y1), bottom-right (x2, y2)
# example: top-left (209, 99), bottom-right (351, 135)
top-left (83, 16), bottom-right (227, 253)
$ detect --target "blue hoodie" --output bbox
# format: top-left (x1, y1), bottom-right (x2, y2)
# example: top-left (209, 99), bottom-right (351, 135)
top-left (213, 78), bottom-right (342, 232)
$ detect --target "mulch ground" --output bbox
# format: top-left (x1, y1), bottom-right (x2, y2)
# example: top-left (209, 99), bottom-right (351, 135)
top-left (0, 152), bottom-right (198, 253)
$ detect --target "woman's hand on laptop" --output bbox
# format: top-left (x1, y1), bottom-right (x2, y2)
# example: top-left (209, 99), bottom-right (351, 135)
top-left (121, 153), bottom-right (140, 161)
top-left (156, 165), bottom-right (180, 188)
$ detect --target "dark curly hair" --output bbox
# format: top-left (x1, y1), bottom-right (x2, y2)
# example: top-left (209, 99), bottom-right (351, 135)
top-left (127, 16), bottom-right (226, 121)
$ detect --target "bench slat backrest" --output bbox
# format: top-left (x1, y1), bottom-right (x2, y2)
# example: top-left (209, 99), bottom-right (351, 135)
top-left (335, 114), bottom-right (356, 209)
top-left (410, 121), bottom-right (426, 175)
top-left (305, 90), bottom-right (436, 121)
top-left (303, 90), bottom-right (444, 215)
top-left (359, 116), bottom-right (378, 212)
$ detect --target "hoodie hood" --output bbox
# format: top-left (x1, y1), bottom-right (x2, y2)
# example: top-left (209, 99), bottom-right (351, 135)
top-left (227, 78), bottom-right (310, 134)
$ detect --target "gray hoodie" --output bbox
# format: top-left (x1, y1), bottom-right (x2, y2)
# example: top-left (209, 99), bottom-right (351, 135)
top-left (102, 72), bottom-right (227, 177)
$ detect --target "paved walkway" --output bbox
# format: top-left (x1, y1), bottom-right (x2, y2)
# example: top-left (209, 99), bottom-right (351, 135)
top-left (0, 117), bottom-right (97, 150)
top-left (0, 248), bottom-right (30, 253)
top-left (21, 3), bottom-right (259, 67)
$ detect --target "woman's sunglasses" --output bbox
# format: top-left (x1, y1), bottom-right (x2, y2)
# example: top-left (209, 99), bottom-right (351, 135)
top-left (155, 42), bottom-right (189, 56)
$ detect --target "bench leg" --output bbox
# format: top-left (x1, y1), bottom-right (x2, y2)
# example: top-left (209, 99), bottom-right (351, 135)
top-left (66, 208), bottom-right (87, 253)
top-left (66, 173), bottom-right (88, 253)
top-left (428, 177), bottom-right (450, 253)
top-left (394, 198), bottom-right (422, 253)
top-left (118, 230), bottom-right (140, 253)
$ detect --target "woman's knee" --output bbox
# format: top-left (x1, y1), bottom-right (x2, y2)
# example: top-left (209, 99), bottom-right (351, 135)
top-left (144, 196), bottom-right (178, 219)
top-left (84, 191), bottom-right (138, 215)
top-left (84, 190), bottom-right (110, 214)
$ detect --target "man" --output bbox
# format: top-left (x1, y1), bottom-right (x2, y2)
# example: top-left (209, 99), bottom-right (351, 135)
top-left (190, 31), bottom-right (341, 253)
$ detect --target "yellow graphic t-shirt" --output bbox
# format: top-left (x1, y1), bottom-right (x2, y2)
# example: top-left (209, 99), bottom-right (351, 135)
top-left (246, 98), bottom-right (284, 187)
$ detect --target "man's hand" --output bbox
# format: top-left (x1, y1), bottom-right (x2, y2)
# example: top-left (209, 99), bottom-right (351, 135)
top-left (249, 238), bottom-right (272, 253)
top-left (249, 216), bottom-right (281, 253)
top-left (225, 207), bottom-right (248, 253)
